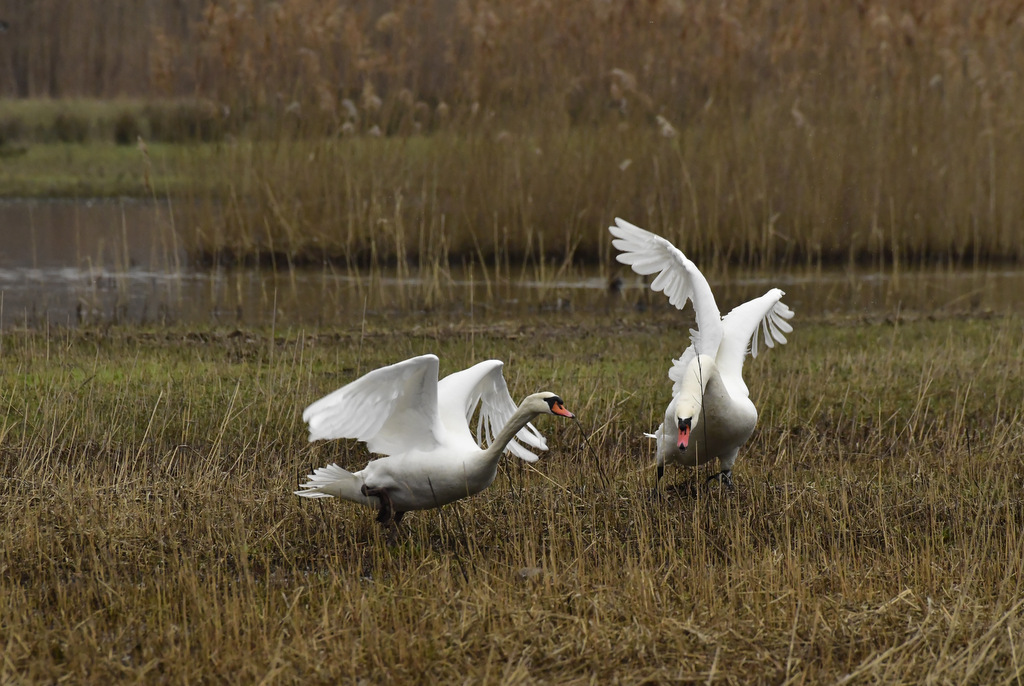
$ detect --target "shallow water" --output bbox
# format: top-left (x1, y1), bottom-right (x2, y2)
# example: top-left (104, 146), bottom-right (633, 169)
top-left (0, 199), bottom-right (1020, 328)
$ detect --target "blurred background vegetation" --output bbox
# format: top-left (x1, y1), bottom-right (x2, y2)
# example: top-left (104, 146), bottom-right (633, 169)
top-left (0, 0), bottom-right (1022, 268)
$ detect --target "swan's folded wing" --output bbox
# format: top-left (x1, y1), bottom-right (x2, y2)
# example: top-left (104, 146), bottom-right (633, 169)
top-left (609, 217), bottom-right (724, 355)
top-left (438, 359), bottom-right (547, 463)
top-left (715, 289), bottom-right (795, 397)
top-left (302, 354), bottom-right (443, 455)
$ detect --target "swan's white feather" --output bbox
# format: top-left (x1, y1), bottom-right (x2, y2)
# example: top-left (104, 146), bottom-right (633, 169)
top-left (610, 217), bottom-right (724, 354)
top-left (293, 463), bottom-right (371, 503)
top-left (710, 289), bottom-right (792, 397)
top-left (302, 354), bottom-right (442, 455)
top-left (437, 359), bottom-right (546, 463)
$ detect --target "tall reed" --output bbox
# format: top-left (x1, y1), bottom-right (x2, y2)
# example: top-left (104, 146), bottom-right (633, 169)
top-left (168, 0), bottom-right (1024, 268)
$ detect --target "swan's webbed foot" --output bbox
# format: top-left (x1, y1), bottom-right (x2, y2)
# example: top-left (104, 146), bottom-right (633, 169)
top-left (361, 484), bottom-right (397, 525)
top-left (705, 470), bottom-right (734, 489)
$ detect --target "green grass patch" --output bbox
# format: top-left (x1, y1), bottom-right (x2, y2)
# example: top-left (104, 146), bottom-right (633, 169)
top-left (1, 313), bottom-right (1022, 682)
top-left (0, 97), bottom-right (227, 146)
top-left (0, 141), bottom-right (219, 197)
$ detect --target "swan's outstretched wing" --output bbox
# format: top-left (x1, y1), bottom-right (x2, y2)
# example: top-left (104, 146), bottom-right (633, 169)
top-left (437, 359), bottom-right (547, 463)
top-left (610, 218), bottom-right (724, 355)
top-left (302, 354), bottom-right (443, 456)
top-left (714, 289), bottom-right (794, 398)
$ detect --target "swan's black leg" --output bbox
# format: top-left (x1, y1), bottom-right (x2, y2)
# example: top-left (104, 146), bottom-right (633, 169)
top-left (705, 470), bottom-right (734, 489)
top-left (650, 462), bottom-right (666, 500)
top-left (361, 484), bottom-right (395, 525)
top-left (393, 511), bottom-right (406, 526)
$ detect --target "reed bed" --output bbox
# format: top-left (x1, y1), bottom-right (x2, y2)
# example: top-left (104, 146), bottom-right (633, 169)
top-left (5, 1), bottom-right (1024, 267)
top-left (161, 0), bottom-right (1024, 268)
top-left (1, 311), bottom-right (1022, 682)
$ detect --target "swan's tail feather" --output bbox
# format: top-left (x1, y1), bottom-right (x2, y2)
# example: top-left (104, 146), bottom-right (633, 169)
top-left (294, 463), bottom-right (374, 505)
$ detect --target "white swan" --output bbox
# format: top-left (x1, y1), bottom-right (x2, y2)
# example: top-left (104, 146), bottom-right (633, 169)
top-left (610, 218), bottom-right (794, 486)
top-left (294, 354), bottom-right (574, 524)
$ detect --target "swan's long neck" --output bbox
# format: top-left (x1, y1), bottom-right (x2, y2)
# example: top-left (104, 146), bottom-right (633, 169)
top-left (686, 354), bottom-right (717, 394)
top-left (675, 354), bottom-right (718, 416)
top-left (482, 403), bottom-right (541, 464)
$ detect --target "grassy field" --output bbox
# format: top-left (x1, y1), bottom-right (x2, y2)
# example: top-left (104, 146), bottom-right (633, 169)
top-left (0, 141), bottom-right (217, 198)
top-left (0, 97), bottom-right (227, 196)
top-left (1, 310), bottom-right (1022, 682)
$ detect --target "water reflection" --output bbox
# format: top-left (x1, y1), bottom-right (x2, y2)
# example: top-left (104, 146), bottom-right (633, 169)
top-left (0, 199), bottom-right (1019, 328)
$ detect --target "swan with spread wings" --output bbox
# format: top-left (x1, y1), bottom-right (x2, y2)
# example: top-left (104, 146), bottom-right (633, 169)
top-left (295, 354), bottom-right (574, 524)
top-left (610, 218), bottom-right (795, 487)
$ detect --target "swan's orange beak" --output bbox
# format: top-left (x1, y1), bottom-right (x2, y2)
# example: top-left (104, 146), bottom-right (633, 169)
top-left (544, 395), bottom-right (574, 418)
top-left (553, 402), bottom-right (574, 418)
top-left (677, 417), bottom-right (691, 450)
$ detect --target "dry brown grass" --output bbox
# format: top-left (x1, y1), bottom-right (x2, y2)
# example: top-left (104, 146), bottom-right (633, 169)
top-left (1, 311), bottom-right (1023, 682)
